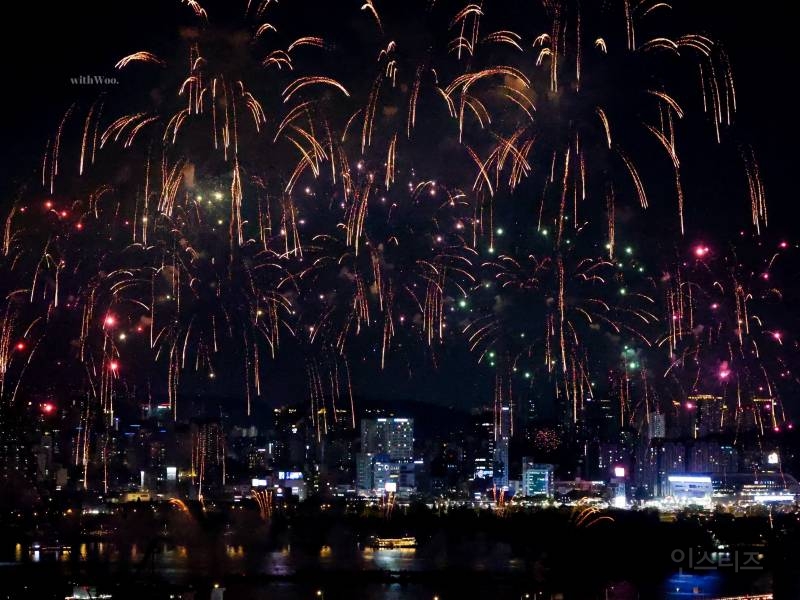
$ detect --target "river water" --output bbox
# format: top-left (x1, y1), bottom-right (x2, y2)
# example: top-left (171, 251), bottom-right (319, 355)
top-left (0, 541), bottom-right (774, 599)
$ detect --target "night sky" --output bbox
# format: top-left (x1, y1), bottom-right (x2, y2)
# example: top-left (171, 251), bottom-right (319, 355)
top-left (1, 0), bottom-right (797, 419)
top-left (3, 1), bottom-right (793, 221)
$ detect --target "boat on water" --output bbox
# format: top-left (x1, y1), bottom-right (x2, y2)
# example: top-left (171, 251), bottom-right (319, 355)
top-left (367, 536), bottom-right (417, 549)
top-left (31, 541), bottom-right (72, 554)
top-left (65, 585), bottom-right (113, 599)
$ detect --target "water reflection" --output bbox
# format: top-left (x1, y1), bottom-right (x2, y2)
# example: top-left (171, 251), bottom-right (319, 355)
top-left (5, 541), bottom-right (768, 600)
top-left (663, 572), bottom-right (722, 599)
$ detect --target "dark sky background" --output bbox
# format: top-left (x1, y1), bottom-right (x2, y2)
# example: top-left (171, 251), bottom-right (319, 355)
top-left (1, 1), bottom-right (796, 416)
top-left (2, 1), bottom-right (792, 211)
top-left (1, 1), bottom-right (794, 224)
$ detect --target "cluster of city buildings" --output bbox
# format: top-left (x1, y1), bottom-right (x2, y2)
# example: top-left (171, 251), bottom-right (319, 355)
top-left (1, 388), bottom-right (798, 512)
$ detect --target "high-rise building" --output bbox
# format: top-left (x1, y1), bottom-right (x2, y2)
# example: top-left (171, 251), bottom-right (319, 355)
top-left (372, 454), bottom-right (416, 498)
top-left (360, 418), bottom-right (414, 461)
top-left (471, 410), bottom-right (495, 482)
top-left (190, 418), bottom-right (226, 497)
top-left (690, 441), bottom-right (723, 473)
top-left (521, 461), bottom-right (554, 497)
top-left (638, 440), bottom-right (688, 497)
top-left (663, 441), bottom-right (687, 474)
top-left (493, 406), bottom-right (512, 488)
top-left (357, 418), bottom-right (415, 496)
top-left (637, 441), bottom-right (663, 497)
top-left (0, 405), bottom-right (35, 486)
top-left (356, 452), bottom-right (375, 491)
top-left (648, 413), bottom-right (666, 440)
top-left (737, 405), bottom-right (758, 433)
top-left (372, 454), bottom-right (394, 491)
top-left (356, 451), bottom-right (417, 498)
top-left (598, 443), bottom-right (627, 476)
top-left (690, 394), bottom-right (727, 437)
top-left (752, 397), bottom-right (777, 433)
top-left (720, 445), bottom-right (739, 473)
top-left (35, 432), bottom-right (54, 482)
top-left (493, 438), bottom-right (510, 488)
top-left (598, 397), bottom-right (619, 436)
top-left (497, 405), bottom-right (512, 440)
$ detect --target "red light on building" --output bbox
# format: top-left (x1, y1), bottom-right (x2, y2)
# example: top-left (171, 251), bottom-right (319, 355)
top-left (109, 360), bottom-right (119, 372)
top-left (41, 403), bottom-right (56, 415)
top-left (15, 341), bottom-right (26, 351)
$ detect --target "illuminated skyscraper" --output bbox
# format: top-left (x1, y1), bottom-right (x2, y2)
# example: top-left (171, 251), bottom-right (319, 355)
top-left (360, 418), bottom-right (414, 461)
top-left (648, 413), bottom-right (666, 440)
top-left (521, 461), bottom-right (554, 497)
top-left (358, 418), bottom-right (415, 496)
top-left (690, 394), bottom-right (727, 437)
top-left (493, 406), bottom-right (512, 488)
top-left (190, 418), bottom-right (226, 498)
